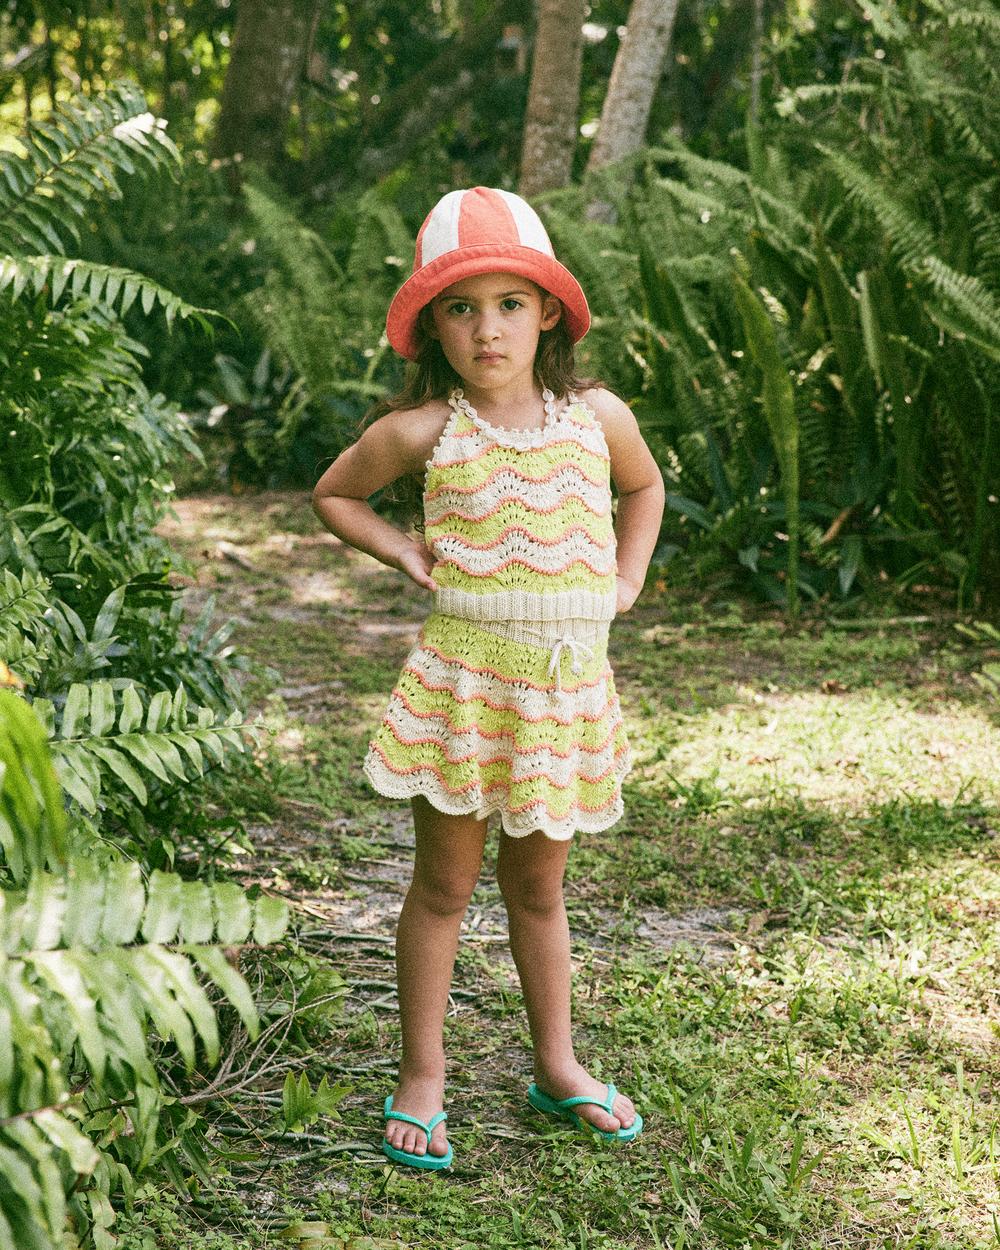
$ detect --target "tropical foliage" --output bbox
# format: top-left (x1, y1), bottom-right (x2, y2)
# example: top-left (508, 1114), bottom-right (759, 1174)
top-left (0, 3), bottom-right (996, 1236)
top-left (0, 688), bottom-right (288, 1249)
top-left (539, 0), bottom-right (1000, 610)
top-left (0, 83), bottom-right (301, 1248)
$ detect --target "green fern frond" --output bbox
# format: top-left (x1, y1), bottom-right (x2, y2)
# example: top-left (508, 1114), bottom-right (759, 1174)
top-left (925, 0), bottom-right (1000, 37)
top-left (934, 439), bottom-right (966, 540)
top-left (776, 82), bottom-right (878, 112)
top-left (901, 46), bottom-right (996, 162)
top-left (0, 570), bottom-right (51, 687)
top-left (860, 0), bottom-right (911, 44)
top-left (819, 147), bottom-right (1000, 357)
top-left (239, 179), bottom-right (396, 413)
top-left (818, 145), bottom-right (937, 269)
top-left (732, 272), bottom-right (800, 617)
top-left (536, 204), bottom-right (637, 323)
top-left (0, 688), bottom-right (290, 1247)
top-left (797, 390), bottom-right (835, 491)
top-left (345, 187), bottom-right (413, 305)
top-left (916, 255), bottom-right (1000, 360)
top-left (0, 254), bottom-right (218, 331)
top-left (650, 141), bottom-right (814, 244)
top-left (0, 1110), bottom-right (100, 1250)
top-left (242, 180), bottom-right (344, 318)
top-left (4, 860), bottom-right (287, 963)
top-left (0, 858), bottom-right (288, 1238)
top-left (0, 80), bottom-right (181, 256)
top-left (0, 689), bottom-right (68, 882)
top-left (967, 179), bottom-right (1000, 276)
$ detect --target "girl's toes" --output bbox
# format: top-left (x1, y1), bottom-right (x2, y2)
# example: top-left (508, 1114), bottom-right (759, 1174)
top-left (614, 1096), bottom-right (635, 1127)
top-left (429, 1126), bottom-right (449, 1156)
top-left (581, 1105), bottom-right (620, 1133)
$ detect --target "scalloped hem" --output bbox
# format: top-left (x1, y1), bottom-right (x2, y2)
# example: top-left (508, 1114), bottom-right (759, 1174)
top-left (362, 749), bottom-right (629, 841)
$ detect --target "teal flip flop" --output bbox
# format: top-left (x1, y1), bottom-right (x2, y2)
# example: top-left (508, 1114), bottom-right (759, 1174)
top-left (527, 1082), bottom-right (643, 1142)
top-left (381, 1095), bottom-right (453, 1169)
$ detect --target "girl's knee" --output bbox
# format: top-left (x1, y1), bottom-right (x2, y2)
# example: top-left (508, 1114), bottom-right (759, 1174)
top-left (410, 865), bottom-right (478, 917)
top-left (497, 863), bottom-right (564, 916)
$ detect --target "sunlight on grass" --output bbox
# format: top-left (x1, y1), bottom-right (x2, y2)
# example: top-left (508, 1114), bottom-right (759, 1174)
top-left (289, 569), bottom-right (355, 607)
top-left (829, 1069), bottom-right (998, 1242)
top-left (628, 687), bottom-right (1000, 811)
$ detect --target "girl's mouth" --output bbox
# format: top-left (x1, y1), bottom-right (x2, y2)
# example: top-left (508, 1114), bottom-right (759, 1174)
top-left (475, 353), bottom-right (504, 362)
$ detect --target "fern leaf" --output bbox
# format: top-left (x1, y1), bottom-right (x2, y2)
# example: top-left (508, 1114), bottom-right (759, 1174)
top-left (916, 255), bottom-right (1000, 360)
top-left (0, 256), bottom-right (218, 331)
top-left (0, 690), bottom-right (67, 881)
top-left (732, 272), bottom-right (800, 618)
top-left (0, 81), bottom-right (180, 256)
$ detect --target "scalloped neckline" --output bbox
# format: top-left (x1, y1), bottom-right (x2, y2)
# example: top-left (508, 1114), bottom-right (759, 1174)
top-left (448, 387), bottom-right (574, 449)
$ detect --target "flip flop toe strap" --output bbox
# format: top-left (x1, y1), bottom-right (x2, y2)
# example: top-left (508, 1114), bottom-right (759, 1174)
top-left (552, 1083), bottom-right (618, 1116)
top-left (383, 1100), bottom-right (447, 1141)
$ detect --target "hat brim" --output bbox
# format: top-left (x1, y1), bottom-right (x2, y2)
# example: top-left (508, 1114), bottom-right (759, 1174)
top-left (385, 244), bottom-right (591, 362)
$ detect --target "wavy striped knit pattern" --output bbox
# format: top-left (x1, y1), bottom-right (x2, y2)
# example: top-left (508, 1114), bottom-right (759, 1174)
top-left (362, 390), bottom-right (632, 840)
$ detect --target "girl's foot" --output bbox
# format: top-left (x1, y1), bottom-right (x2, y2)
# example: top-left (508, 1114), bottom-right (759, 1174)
top-left (532, 1061), bottom-right (637, 1135)
top-left (384, 1075), bottom-right (450, 1158)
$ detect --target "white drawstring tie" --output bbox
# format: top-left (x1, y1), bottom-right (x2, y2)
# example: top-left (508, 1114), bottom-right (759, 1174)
top-left (547, 634), bottom-right (595, 694)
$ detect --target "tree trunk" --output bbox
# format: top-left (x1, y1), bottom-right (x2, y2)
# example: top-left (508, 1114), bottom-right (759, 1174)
top-left (211, 0), bottom-right (319, 179)
top-left (585, 0), bottom-right (679, 174)
top-left (518, 0), bottom-right (587, 198)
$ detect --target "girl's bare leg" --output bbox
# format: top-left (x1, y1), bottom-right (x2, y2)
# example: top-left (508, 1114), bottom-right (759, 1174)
top-left (384, 795), bottom-right (488, 1158)
top-left (496, 829), bottom-right (637, 1134)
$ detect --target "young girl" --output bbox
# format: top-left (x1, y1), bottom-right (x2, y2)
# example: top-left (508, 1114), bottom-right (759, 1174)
top-left (312, 186), bottom-right (665, 1170)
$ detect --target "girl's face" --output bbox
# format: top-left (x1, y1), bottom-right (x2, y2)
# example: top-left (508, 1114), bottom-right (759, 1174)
top-left (423, 271), bottom-right (562, 394)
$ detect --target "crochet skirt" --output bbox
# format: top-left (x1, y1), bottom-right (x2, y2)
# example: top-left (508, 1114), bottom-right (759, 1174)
top-left (362, 611), bottom-right (631, 840)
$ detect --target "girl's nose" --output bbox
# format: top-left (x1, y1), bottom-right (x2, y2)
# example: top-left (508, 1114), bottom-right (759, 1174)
top-left (473, 315), bottom-right (501, 342)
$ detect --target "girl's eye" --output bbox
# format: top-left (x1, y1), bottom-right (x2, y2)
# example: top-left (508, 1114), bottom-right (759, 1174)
top-left (446, 302), bottom-right (471, 315)
top-left (501, 298), bottom-right (523, 311)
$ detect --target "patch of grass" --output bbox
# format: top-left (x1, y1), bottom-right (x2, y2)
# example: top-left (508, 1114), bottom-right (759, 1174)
top-left (152, 491), bottom-right (1000, 1249)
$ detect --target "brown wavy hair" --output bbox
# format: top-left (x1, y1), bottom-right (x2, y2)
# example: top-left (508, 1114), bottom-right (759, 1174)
top-left (360, 296), bottom-right (601, 532)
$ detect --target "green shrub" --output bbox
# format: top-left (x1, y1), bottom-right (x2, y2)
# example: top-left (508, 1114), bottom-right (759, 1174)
top-left (542, 0), bottom-right (1000, 611)
top-left (0, 83), bottom-right (307, 1248)
top-left (0, 687), bottom-right (290, 1249)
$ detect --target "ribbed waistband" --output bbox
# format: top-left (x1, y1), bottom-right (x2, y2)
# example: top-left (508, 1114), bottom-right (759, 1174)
top-left (431, 586), bottom-right (616, 696)
top-left (433, 586), bottom-right (617, 625)
top-left (463, 615), bottom-right (611, 649)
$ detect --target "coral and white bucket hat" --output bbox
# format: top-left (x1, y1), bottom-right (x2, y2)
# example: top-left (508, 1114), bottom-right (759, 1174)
top-left (385, 186), bottom-right (591, 361)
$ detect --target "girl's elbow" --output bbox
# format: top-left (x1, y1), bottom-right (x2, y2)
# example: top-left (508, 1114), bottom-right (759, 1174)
top-left (312, 475), bottom-right (348, 507)
top-left (311, 485), bottom-right (330, 515)
top-left (312, 485), bottom-right (348, 524)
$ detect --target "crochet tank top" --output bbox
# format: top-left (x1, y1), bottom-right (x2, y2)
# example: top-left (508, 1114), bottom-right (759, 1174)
top-left (423, 387), bottom-right (617, 655)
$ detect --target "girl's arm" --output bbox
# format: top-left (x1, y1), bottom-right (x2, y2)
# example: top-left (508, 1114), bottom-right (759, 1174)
top-left (311, 407), bottom-right (440, 591)
top-left (586, 389), bottom-right (666, 613)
